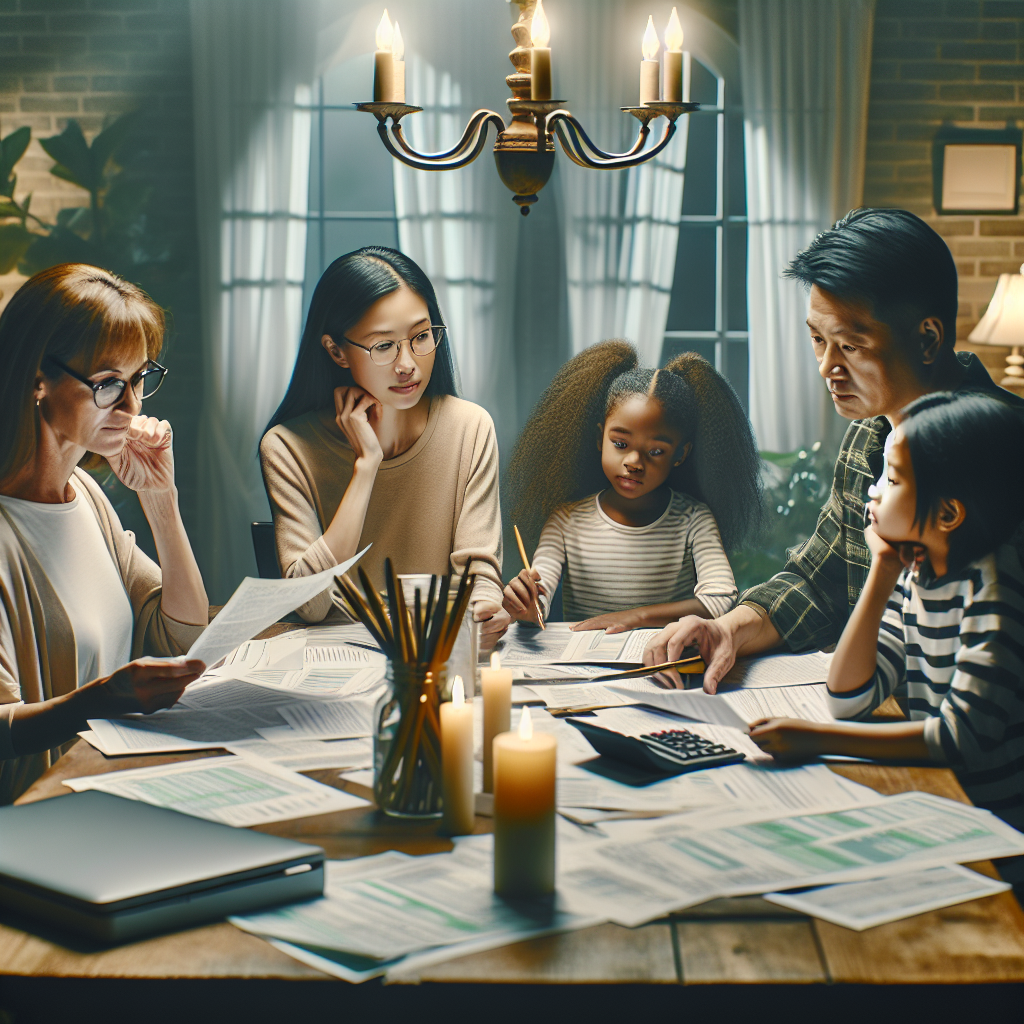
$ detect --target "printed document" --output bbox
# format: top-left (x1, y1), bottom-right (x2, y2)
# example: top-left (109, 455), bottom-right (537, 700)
top-left (226, 736), bottom-right (373, 772)
top-left (763, 864), bottom-right (1010, 930)
top-left (720, 650), bottom-right (832, 689)
top-left (187, 545), bottom-right (370, 668)
top-left (495, 623), bottom-right (659, 666)
top-left (64, 755), bottom-right (368, 826)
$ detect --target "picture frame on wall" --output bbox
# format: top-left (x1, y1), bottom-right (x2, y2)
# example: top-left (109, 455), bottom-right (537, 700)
top-left (932, 126), bottom-right (1022, 216)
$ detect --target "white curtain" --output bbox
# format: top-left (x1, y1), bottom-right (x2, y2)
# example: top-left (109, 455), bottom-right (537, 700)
top-left (741, 0), bottom-right (875, 453)
top-left (190, 0), bottom-right (347, 600)
top-left (392, 0), bottom-right (523, 455)
top-left (556, 0), bottom-right (689, 367)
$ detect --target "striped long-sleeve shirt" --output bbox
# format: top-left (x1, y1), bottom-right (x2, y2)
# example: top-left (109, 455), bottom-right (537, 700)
top-left (827, 542), bottom-right (1024, 834)
top-left (531, 490), bottom-right (738, 622)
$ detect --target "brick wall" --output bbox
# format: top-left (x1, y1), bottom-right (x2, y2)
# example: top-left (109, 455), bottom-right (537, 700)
top-left (0, 0), bottom-right (202, 551)
top-left (864, 0), bottom-right (1024, 385)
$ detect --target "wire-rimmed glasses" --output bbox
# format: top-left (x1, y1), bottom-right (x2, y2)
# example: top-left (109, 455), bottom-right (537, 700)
top-left (43, 355), bottom-right (168, 409)
top-left (343, 325), bottom-right (446, 366)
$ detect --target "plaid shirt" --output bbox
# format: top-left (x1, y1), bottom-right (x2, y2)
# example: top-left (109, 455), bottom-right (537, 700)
top-left (741, 353), bottom-right (1023, 652)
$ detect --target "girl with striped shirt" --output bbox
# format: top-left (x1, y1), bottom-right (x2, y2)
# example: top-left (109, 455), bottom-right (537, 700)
top-left (502, 341), bottom-right (765, 630)
top-left (751, 393), bottom-right (1024, 866)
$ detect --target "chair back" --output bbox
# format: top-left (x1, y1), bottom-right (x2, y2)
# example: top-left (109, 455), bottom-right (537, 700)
top-left (251, 522), bottom-right (281, 579)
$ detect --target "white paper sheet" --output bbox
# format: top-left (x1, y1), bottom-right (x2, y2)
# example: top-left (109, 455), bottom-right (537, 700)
top-left (720, 650), bottom-right (833, 689)
top-left (720, 683), bottom-right (834, 725)
top-left (63, 754), bottom-right (368, 826)
top-left (763, 864), bottom-right (1011, 930)
top-left (519, 683), bottom-right (638, 710)
top-left (495, 623), bottom-right (659, 666)
top-left (226, 736), bottom-right (373, 772)
top-left (608, 687), bottom-right (751, 731)
top-left (187, 545), bottom-right (370, 667)
top-left (260, 698), bottom-right (374, 741)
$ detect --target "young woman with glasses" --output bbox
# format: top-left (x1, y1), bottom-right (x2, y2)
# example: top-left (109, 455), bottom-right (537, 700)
top-left (261, 247), bottom-right (508, 642)
top-left (0, 264), bottom-right (207, 803)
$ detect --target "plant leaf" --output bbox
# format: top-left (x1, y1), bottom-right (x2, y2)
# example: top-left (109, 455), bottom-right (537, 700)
top-left (17, 225), bottom-right (98, 277)
top-left (89, 111), bottom-right (143, 177)
top-left (0, 126), bottom-right (31, 193)
top-left (0, 200), bottom-right (24, 219)
top-left (0, 222), bottom-right (35, 274)
top-left (40, 121), bottom-right (95, 192)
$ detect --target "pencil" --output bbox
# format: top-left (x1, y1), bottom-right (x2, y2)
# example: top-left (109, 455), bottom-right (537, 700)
top-left (513, 524), bottom-right (546, 631)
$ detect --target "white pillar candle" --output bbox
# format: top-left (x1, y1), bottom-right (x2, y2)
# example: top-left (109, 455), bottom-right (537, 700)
top-left (373, 9), bottom-right (395, 103)
top-left (391, 21), bottom-right (406, 103)
top-left (493, 707), bottom-right (556, 897)
top-left (441, 676), bottom-right (475, 836)
top-left (530, 0), bottom-right (552, 101)
top-left (480, 651), bottom-right (512, 794)
top-left (662, 8), bottom-right (684, 102)
top-left (639, 15), bottom-right (660, 104)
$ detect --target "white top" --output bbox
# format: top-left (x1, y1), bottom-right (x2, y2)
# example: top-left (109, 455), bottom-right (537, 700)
top-left (531, 490), bottom-right (738, 621)
top-left (0, 492), bottom-right (133, 688)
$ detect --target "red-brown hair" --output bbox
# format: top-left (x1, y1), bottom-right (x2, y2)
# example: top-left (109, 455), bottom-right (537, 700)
top-left (0, 264), bottom-right (165, 485)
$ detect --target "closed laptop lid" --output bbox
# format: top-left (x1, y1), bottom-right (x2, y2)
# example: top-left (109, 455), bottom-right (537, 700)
top-left (0, 792), bottom-right (323, 908)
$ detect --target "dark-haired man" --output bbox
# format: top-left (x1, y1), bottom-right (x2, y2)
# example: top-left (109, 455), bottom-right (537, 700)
top-left (645, 207), bottom-right (1023, 691)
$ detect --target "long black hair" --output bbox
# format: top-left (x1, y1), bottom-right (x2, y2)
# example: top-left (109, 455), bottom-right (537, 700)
top-left (263, 247), bottom-right (460, 436)
top-left (900, 390), bottom-right (1024, 574)
top-left (506, 340), bottom-right (766, 552)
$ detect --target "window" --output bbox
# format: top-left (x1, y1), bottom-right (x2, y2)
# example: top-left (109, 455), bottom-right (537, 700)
top-left (302, 55), bottom-right (400, 317)
top-left (662, 56), bottom-right (747, 410)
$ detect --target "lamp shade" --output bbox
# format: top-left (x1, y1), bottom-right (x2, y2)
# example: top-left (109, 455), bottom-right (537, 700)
top-left (968, 265), bottom-right (1024, 347)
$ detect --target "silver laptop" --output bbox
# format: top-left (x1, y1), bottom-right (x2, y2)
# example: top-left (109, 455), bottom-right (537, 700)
top-left (0, 791), bottom-right (324, 942)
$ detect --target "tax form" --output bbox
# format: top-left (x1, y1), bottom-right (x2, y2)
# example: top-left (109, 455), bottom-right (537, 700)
top-left (495, 623), bottom-right (660, 666)
top-left (720, 650), bottom-right (833, 689)
top-left (63, 755), bottom-right (368, 826)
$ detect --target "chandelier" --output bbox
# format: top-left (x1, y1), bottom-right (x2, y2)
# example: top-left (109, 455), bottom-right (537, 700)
top-left (356, 1), bottom-right (699, 215)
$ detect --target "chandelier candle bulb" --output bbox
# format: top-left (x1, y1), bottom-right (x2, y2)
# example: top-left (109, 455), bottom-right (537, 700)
top-left (391, 21), bottom-right (406, 103)
top-left (530, 0), bottom-right (552, 102)
top-left (663, 8), bottom-right (684, 102)
top-left (440, 676), bottom-right (475, 836)
top-left (373, 9), bottom-right (395, 103)
top-left (480, 651), bottom-right (512, 793)
top-left (493, 707), bottom-right (556, 898)
top-left (639, 15), bottom-right (660, 104)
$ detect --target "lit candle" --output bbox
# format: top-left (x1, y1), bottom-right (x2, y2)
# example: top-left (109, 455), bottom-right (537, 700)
top-left (639, 15), bottom-right (660, 104)
top-left (663, 8), bottom-right (683, 102)
top-left (391, 21), bottom-right (405, 104)
top-left (480, 651), bottom-right (512, 794)
top-left (493, 706), bottom-right (556, 897)
top-left (441, 676), bottom-right (475, 836)
top-left (373, 9), bottom-right (395, 103)
top-left (530, 0), bottom-right (552, 101)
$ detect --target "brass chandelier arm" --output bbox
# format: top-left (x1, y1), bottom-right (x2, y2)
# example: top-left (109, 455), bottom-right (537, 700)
top-left (548, 112), bottom-right (678, 171)
top-left (387, 108), bottom-right (507, 163)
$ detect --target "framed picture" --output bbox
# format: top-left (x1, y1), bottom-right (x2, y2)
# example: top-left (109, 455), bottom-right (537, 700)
top-left (932, 127), bottom-right (1022, 216)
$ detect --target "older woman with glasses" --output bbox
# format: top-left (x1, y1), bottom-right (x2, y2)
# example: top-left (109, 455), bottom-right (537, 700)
top-left (261, 247), bottom-right (508, 642)
top-left (0, 264), bottom-right (207, 803)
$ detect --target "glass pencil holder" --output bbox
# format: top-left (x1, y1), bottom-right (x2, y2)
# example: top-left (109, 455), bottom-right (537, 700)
top-left (373, 660), bottom-right (450, 819)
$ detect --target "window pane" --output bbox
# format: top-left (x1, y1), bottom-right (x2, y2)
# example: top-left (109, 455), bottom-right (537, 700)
top-left (726, 113), bottom-right (746, 217)
top-left (726, 223), bottom-right (747, 332)
top-left (680, 112), bottom-right (717, 216)
top-left (322, 53), bottom-right (373, 107)
top-left (665, 225), bottom-right (717, 331)
top-left (322, 110), bottom-right (396, 213)
top-left (725, 340), bottom-right (749, 414)
top-left (660, 338), bottom-right (716, 368)
top-left (323, 218), bottom-right (399, 264)
top-left (688, 58), bottom-right (719, 106)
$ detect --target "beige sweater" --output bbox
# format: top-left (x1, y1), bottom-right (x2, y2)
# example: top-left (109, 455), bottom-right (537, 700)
top-left (260, 395), bottom-right (504, 623)
top-left (0, 468), bottom-right (204, 804)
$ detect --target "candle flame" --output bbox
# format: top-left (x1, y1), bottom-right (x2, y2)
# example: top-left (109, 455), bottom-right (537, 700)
top-left (375, 8), bottom-right (393, 52)
top-left (665, 7), bottom-right (683, 51)
top-left (531, 0), bottom-right (550, 48)
top-left (452, 675), bottom-right (465, 706)
top-left (642, 15), bottom-right (659, 60)
top-left (490, 651), bottom-right (502, 671)
top-left (518, 705), bottom-right (533, 741)
top-left (392, 20), bottom-right (404, 61)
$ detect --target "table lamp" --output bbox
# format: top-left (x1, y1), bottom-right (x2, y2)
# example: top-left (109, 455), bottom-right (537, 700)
top-left (968, 263), bottom-right (1024, 389)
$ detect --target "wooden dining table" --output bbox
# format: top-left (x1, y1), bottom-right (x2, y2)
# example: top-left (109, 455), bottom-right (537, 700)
top-left (1, 630), bottom-right (1022, 1023)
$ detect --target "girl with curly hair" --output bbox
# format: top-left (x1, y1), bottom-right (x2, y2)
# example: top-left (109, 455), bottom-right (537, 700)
top-left (503, 340), bottom-right (765, 632)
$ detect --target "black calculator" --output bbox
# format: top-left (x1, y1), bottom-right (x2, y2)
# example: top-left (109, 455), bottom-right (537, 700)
top-left (567, 719), bottom-right (746, 776)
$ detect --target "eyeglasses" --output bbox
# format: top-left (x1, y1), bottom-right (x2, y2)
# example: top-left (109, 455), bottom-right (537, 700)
top-left (343, 325), bottom-right (446, 367)
top-left (43, 355), bottom-right (168, 409)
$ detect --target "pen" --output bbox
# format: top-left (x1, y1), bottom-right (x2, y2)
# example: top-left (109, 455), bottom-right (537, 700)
top-left (513, 524), bottom-right (546, 631)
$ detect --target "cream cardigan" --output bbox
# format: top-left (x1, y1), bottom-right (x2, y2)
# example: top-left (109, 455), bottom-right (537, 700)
top-left (0, 468), bottom-right (204, 803)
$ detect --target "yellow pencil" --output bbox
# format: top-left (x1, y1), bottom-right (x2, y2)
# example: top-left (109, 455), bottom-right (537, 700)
top-left (513, 524), bottom-right (546, 630)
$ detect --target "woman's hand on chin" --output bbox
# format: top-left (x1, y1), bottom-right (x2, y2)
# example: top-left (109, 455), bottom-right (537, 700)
top-left (334, 386), bottom-right (384, 467)
top-left (107, 415), bottom-right (176, 493)
top-left (475, 601), bottom-right (511, 650)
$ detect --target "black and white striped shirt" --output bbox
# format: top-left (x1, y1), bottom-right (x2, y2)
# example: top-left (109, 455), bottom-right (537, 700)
top-left (532, 490), bottom-right (738, 622)
top-left (827, 542), bottom-right (1024, 833)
